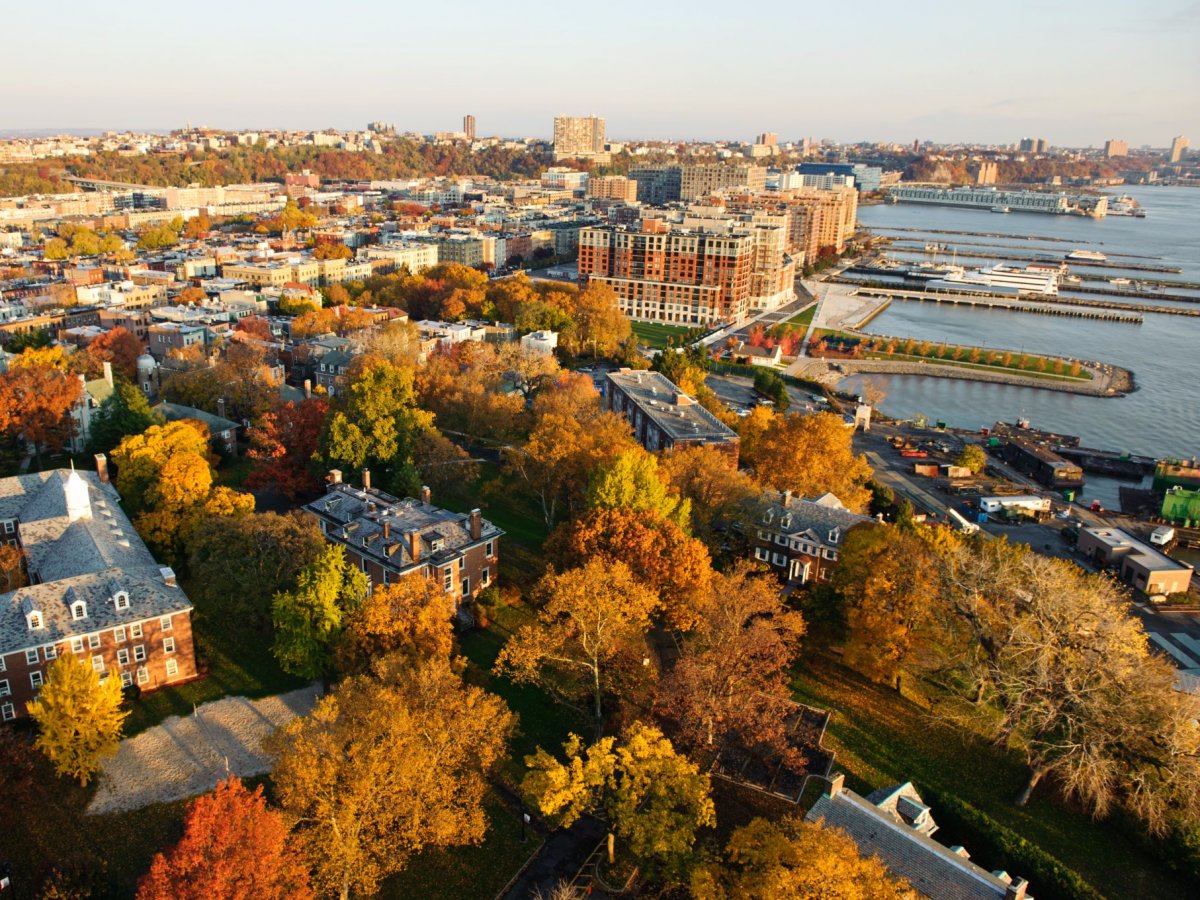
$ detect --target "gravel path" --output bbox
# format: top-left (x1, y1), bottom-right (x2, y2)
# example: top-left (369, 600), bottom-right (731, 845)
top-left (88, 685), bottom-right (322, 815)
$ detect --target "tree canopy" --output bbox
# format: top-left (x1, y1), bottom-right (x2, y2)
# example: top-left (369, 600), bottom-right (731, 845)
top-left (27, 655), bottom-right (128, 786)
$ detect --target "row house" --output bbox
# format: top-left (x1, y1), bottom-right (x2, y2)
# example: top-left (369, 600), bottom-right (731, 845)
top-left (0, 468), bottom-right (198, 721)
top-left (750, 490), bottom-right (874, 585)
top-left (303, 472), bottom-right (502, 617)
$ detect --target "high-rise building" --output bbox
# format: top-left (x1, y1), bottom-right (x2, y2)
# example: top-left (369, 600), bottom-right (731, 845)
top-left (724, 186), bottom-right (858, 262)
top-left (1170, 135), bottom-right (1190, 163)
top-left (587, 175), bottom-right (638, 202)
top-left (553, 115), bottom-right (606, 160)
top-left (463, 115), bottom-right (476, 141)
top-left (973, 160), bottom-right (999, 185)
top-left (1104, 139), bottom-right (1129, 158)
top-left (679, 164), bottom-right (767, 200)
top-left (1019, 137), bottom-right (1049, 154)
top-left (756, 132), bottom-right (778, 146)
top-left (629, 166), bottom-right (683, 205)
top-left (578, 220), bottom-right (755, 326)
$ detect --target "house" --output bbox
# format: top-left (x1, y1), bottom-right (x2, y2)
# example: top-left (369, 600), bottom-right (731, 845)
top-left (606, 369), bottom-right (740, 461)
top-left (152, 401), bottom-right (240, 456)
top-left (0, 468), bottom-right (198, 721)
top-left (520, 330), bottom-right (558, 355)
top-left (1076, 527), bottom-right (1193, 597)
top-left (806, 776), bottom-right (1032, 899)
top-left (313, 349), bottom-right (354, 396)
top-left (750, 490), bottom-right (873, 585)
top-left (303, 471), bottom-right (502, 617)
top-left (729, 341), bottom-right (782, 367)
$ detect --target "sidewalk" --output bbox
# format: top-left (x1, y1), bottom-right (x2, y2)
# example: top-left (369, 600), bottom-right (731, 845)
top-left (500, 815), bottom-right (607, 900)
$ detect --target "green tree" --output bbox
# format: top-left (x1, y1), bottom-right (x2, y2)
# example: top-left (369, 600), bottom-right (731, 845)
top-left (43, 237), bottom-right (69, 260)
top-left (272, 544), bottom-right (368, 679)
top-left (27, 655), bottom-right (129, 786)
top-left (586, 448), bottom-right (691, 531)
top-left (955, 443), bottom-right (988, 474)
top-left (86, 382), bottom-right (163, 456)
top-left (523, 722), bottom-right (715, 879)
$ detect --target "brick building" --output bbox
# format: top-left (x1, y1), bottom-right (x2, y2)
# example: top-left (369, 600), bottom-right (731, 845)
top-left (750, 490), bottom-right (874, 585)
top-left (0, 468), bottom-right (198, 721)
top-left (303, 473), bottom-right (502, 617)
top-left (605, 369), bottom-right (740, 461)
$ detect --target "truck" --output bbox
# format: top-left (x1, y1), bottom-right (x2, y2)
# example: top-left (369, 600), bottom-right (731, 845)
top-left (947, 508), bottom-right (980, 535)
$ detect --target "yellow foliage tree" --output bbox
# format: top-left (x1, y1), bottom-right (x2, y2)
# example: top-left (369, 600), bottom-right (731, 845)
top-left (27, 654), bottom-right (129, 786)
top-left (335, 575), bottom-right (455, 675)
top-left (746, 412), bottom-right (873, 513)
top-left (110, 420), bottom-right (213, 515)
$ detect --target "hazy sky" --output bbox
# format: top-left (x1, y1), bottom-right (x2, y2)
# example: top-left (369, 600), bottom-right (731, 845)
top-left (2, 0), bottom-right (1197, 146)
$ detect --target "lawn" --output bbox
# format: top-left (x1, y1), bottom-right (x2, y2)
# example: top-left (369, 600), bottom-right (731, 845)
top-left (785, 304), bottom-right (818, 328)
top-left (790, 654), bottom-right (1195, 900)
top-left (631, 321), bottom-right (697, 350)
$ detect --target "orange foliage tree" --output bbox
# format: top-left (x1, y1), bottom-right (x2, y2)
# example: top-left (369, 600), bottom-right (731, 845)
top-left (0, 361), bottom-right (81, 464)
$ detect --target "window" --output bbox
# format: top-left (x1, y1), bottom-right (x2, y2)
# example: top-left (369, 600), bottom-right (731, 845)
top-left (28, 612), bottom-right (42, 630)
top-left (485, 541), bottom-right (494, 557)
top-left (443, 567), bottom-right (452, 592)
top-left (482, 567), bottom-right (491, 587)
top-left (114, 592), bottom-right (129, 610)
top-left (165, 659), bottom-right (179, 678)
top-left (754, 547), bottom-right (769, 561)
top-left (30, 671), bottom-right (43, 688)
top-left (1, 703), bottom-right (13, 722)
top-left (461, 578), bottom-right (470, 597)
top-left (88, 634), bottom-right (101, 650)
top-left (0, 679), bottom-right (9, 697)
top-left (91, 655), bottom-right (105, 674)
top-left (117, 648), bottom-right (129, 666)
top-left (160, 616), bottom-right (173, 632)
top-left (0, 656), bottom-right (4, 672)
top-left (163, 637), bottom-right (175, 654)
top-left (133, 645), bottom-right (146, 663)
top-left (44, 645), bottom-right (56, 660)
top-left (3, 520), bottom-right (13, 534)
top-left (121, 671), bottom-right (133, 688)
top-left (71, 602), bottom-right (87, 620)
top-left (459, 557), bottom-right (466, 571)
top-left (772, 553), bottom-right (787, 566)
top-left (137, 667), bottom-right (149, 685)
top-left (114, 626), bottom-right (126, 644)
top-left (130, 623), bottom-right (143, 639)
top-left (71, 637), bottom-right (84, 654)
top-left (25, 649), bottom-right (39, 666)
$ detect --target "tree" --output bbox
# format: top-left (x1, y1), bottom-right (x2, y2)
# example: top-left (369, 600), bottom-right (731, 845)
top-left (657, 445), bottom-right (759, 546)
top-left (745, 412), bottom-right (873, 513)
top-left (586, 448), bottom-right (691, 531)
top-left (692, 815), bottom-right (917, 899)
top-left (335, 575), bottom-right (455, 675)
top-left (188, 511), bottom-right (326, 633)
top-left (561, 282), bottom-right (631, 358)
top-left (272, 544), bottom-right (368, 679)
top-left (277, 199), bottom-right (318, 235)
top-left (312, 241), bottom-right (352, 260)
top-left (82, 326), bottom-right (143, 381)
top-left (955, 443), bottom-right (988, 475)
top-left (411, 429), bottom-right (481, 505)
top-left (0, 361), bottom-right (81, 465)
top-left (137, 777), bottom-right (312, 900)
top-left (44, 237), bottom-right (69, 259)
top-left (86, 381), bottom-right (162, 456)
top-left (523, 722), bottom-right (715, 879)
top-left (246, 397), bottom-right (329, 499)
top-left (655, 563), bottom-right (806, 763)
top-left (27, 655), bottom-right (128, 786)
top-left (547, 508), bottom-right (712, 632)
top-left (110, 420), bottom-right (212, 515)
top-left (267, 656), bottom-right (514, 900)
top-left (496, 559), bottom-right (657, 738)
top-left (0, 541), bottom-right (27, 592)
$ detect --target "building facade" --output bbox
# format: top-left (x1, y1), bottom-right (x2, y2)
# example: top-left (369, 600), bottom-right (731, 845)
top-left (679, 164), bottom-right (767, 200)
top-left (0, 469), bottom-right (198, 721)
top-left (629, 166), bottom-right (683, 205)
top-left (1077, 527), bottom-right (1193, 597)
top-left (605, 369), bottom-right (740, 460)
top-left (553, 115), bottom-right (606, 161)
top-left (750, 490), bottom-right (873, 585)
top-left (587, 176), bottom-right (638, 203)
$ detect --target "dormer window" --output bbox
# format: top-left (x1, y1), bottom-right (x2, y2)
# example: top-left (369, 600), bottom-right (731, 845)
top-left (28, 612), bottom-right (43, 630)
top-left (114, 592), bottom-right (129, 611)
top-left (72, 602), bottom-right (87, 621)
top-left (762, 510), bottom-right (774, 525)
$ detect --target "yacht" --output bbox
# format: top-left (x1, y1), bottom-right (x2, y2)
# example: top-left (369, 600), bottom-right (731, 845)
top-left (990, 205), bottom-right (1011, 213)
top-left (1067, 249), bottom-right (1107, 262)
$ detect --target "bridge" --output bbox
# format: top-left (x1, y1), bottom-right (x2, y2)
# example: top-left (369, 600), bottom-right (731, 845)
top-left (64, 175), bottom-right (165, 193)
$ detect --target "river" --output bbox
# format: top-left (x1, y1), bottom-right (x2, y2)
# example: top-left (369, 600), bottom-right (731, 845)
top-left (842, 185), bottom-right (1200, 508)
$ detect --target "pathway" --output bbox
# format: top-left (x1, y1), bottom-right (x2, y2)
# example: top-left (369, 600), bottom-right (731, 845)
top-left (88, 684), bottom-right (321, 814)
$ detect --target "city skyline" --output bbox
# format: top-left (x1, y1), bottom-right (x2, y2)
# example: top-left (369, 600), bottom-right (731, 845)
top-left (1, 0), bottom-right (1196, 146)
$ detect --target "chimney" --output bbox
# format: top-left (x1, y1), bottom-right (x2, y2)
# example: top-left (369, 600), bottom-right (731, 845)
top-left (1004, 879), bottom-right (1028, 900)
top-left (94, 453), bottom-right (109, 484)
top-left (420, 485), bottom-right (431, 506)
top-left (469, 508), bottom-right (482, 541)
top-left (102, 361), bottom-right (114, 387)
top-left (217, 397), bottom-right (227, 420)
top-left (827, 773), bottom-right (845, 797)
top-left (405, 529), bottom-right (421, 563)
top-left (362, 468), bottom-right (371, 491)
top-left (382, 520), bottom-right (390, 540)
top-left (782, 489), bottom-right (792, 508)
top-left (327, 469), bottom-right (342, 488)
top-left (303, 378), bottom-right (312, 398)
top-left (160, 566), bottom-right (177, 587)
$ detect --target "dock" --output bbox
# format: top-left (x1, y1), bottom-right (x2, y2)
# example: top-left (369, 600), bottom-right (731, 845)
top-left (847, 286), bottom-right (1143, 323)
top-left (1056, 447), bottom-right (1158, 479)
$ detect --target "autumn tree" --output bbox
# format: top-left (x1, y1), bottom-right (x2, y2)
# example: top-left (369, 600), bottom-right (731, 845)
top-left (745, 412), bottom-right (873, 513)
top-left (692, 815), bottom-right (917, 899)
top-left (411, 429), bottom-right (481, 505)
top-left (0, 543), bottom-right (26, 592)
top-left (955, 443), bottom-right (988, 474)
top-left (586, 448), bottom-right (691, 531)
top-left (0, 359), bottom-right (81, 465)
top-left (561, 282), bottom-right (631, 358)
top-left (657, 444), bottom-right (760, 547)
top-left (416, 344), bottom-right (525, 445)
top-left (73, 326), bottom-right (143, 381)
top-left (86, 381), bottom-right (162, 456)
top-left (137, 777), bottom-right (312, 900)
top-left (267, 655), bottom-right (514, 900)
top-left (110, 420), bottom-right (213, 515)
top-left (246, 397), bottom-right (329, 499)
top-left (496, 559), bottom-right (657, 738)
top-left (188, 511), bottom-right (326, 632)
top-left (335, 575), bottom-right (455, 675)
top-left (27, 655), bottom-right (128, 786)
top-left (272, 544), bottom-right (368, 679)
top-left (654, 563), bottom-right (806, 764)
top-left (523, 722), bottom-right (715, 879)
top-left (312, 241), bottom-right (352, 260)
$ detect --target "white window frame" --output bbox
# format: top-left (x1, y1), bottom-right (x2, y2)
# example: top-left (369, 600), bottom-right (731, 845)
top-left (165, 659), bottom-right (179, 678)
top-left (71, 602), bottom-right (87, 620)
top-left (130, 622), bottom-right (143, 638)
top-left (117, 648), bottom-right (130, 666)
top-left (443, 567), bottom-right (453, 592)
top-left (44, 644), bottom-right (56, 660)
top-left (485, 541), bottom-right (494, 557)
top-left (88, 634), bottom-right (101, 650)
top-left (1, 702), bottom-right (13, 721)
top-left (0, 656), bottom-right (5, 672)
top-left (133, 645), bottom-right (146, 663)
top-left (114, 592), bottom-right (129, 610)
top-left (137, 666), bottom-right (149, 685)
top-left (25, 648), bottom-right (38, 665)
top-left (28, 612), bottom-right (42, 630)
top-left (482, 567), bottom-right (491, 586)
top-left (163, 637), bottom-right (175, 654)
top-left (91, 655), bottom-right (105, 674)
top-left (114, 626), bottom-right (126, 644)
top-left (30, 671), bottom-right (43, 688)
top-left (0, 679), bottom-right (9, 697)
top-left (754, 547), bottom-right (769, 561)
top-left (160, 616), bottom-right (173, 632)
top-left (71, 637), bottom-right (84, 654)
top-left (121, 671), bottom-right (133, 688)
top-left (461, 577), bottom-right (470, 597)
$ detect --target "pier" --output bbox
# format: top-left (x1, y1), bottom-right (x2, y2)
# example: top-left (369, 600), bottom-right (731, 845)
top-left (846, 286), bottom-right (1144, 323)
top-left (886, 246), bottom-right (1181, 274)
top-left (1055, 446), bottom-right (1158, 479)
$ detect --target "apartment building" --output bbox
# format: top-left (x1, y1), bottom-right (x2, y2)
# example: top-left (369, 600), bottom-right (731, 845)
top-left (679, 164), bottom-right (767, 200)
top-left (221, 258), bottom-right (320, 288)
top-left (724, 187), bottom-right (858, 260)
top-left (303, 474), bottom-right (502, 614)
top-left (147, 321), bottom-right (207, 360)
top-left (1103, 139), bottom-right (1129, 159)
top-left (0, 468), bottom-right (198, 721)
top-left (629, 166), bottom-right (683, 205)
top-left (360, 242), bottom-right (439, 275)
top-left (578, 221), bottom-right (754, 326)
top-left (587, 176), bottom-right (638, 202)
top-left (541, 168), bottom-right (589, 191)
top-left (750, 490), bottom-right (873, 585)
top-left (553, 115), bottom-right (606, 161)
top-left (606, 369), bottom-right (740, 460)
top-left (677, 207), bottom-right (796, 311)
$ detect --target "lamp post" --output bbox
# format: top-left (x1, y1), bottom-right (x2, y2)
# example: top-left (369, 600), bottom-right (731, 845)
top-left (521, 811), bottom-right (531, 843)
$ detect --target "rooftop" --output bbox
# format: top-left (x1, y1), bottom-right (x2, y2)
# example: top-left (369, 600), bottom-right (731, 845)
top-left (758, 490), bottom-right (874, 547)
top-left (606, 369), bottom-right (739, 446)
top-left (1083, 527), bottom-right (1192, 574)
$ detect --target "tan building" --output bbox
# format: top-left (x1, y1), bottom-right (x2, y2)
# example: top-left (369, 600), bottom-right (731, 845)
top-left (222, 258), bottom-right (320, 287)
top-left (1170, 135), bottom-right (1189, 163)
top-left (587, 175), bottom-right (638, 202)
top-left (1077, 528), bottom-right (1194, 596)
top-left (1104, 139), bottom-right (1129, 159)
top-left (679, 164), bottom-right (767, 200)
top-left (973, 160), bottom-right (999, 184)
top-left (553, 115), bottom-right (607, 161)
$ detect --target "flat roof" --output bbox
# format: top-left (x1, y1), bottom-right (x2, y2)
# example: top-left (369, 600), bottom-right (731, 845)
top-left (607, 369), bottom-right (739, 445)
top-left (1083, 527), bottom-right (1193, 574)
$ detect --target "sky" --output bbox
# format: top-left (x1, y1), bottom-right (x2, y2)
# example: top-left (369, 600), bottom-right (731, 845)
top-left (1, 0), bottom-right (1197, 147)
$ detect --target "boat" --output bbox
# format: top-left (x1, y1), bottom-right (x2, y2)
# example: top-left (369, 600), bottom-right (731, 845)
top-left (1067, 249), bottom-right (1107, 262)
top-left (932, 264), bottom-right (1059, 295)
top-left (990, 205), bottom-right (1011, 213)
top-left (1105, 194), bottom-right (1146, 217)
top-left (1110, 277), bottom-right (1132, 287)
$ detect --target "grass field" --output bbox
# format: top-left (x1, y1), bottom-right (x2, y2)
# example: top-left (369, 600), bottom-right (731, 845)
top-left (631, 321), bottom-right (696, 350)
top-left (790, 655), bottom-right (1194, 899)
top-left (785, 305), bottom-right (818, 328)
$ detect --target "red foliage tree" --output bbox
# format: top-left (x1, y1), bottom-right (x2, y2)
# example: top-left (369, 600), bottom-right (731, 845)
top-left (246, 397), bottom-right (329, 498)
top-left (137, 777), bottom-right (312, 900)
top-left (0, 363), bottom-right (81, 464)
top-left (236, 316), bottom-right (274, 341)
top-left (85, 326), bottom-right (144, 380)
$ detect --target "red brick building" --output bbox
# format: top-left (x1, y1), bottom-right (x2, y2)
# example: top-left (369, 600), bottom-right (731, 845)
top-left (750, 490), bottom-right (874, 585)
top-left (0, 469), bottom-right (198, 722)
